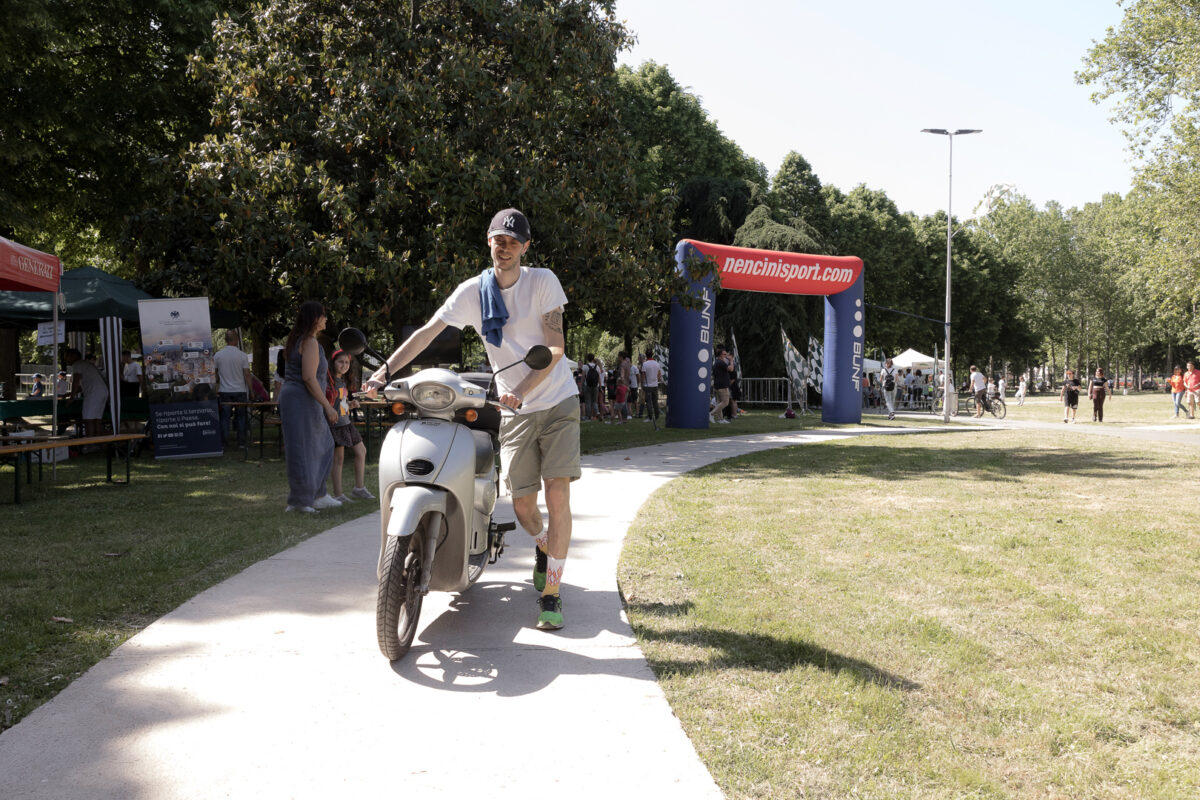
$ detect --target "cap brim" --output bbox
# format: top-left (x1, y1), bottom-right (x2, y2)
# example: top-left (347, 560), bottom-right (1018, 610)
top-left (487, 229), bottom-right (528, 243)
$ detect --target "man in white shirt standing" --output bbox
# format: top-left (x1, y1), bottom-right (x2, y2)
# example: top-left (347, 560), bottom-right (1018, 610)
top-left (120, 350), bottom-right (143, 398)
top-left (640, 350), bottom-right (663, 425)
top-left (214, 329), bottom-right (253, 450)
top-left (969, 365), bottom-right (988, 417)
top-left (366, 208), bottom-right (578, 631)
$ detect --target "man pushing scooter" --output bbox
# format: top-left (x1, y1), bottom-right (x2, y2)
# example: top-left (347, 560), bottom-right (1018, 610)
top-left (365, 208), bottom-right (580, 630)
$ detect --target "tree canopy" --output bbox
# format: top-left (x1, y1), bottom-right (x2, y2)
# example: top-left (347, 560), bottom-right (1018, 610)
top-left (0, 0), bottom-right (245, 254)
top-left (1079, 0), bottom-right (1200, 354)
top-left (128, 0), bottom-right (677, 348)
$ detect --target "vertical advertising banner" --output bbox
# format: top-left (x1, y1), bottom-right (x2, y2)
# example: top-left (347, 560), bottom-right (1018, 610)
top-left (137, 298), bottom-right (222, 459)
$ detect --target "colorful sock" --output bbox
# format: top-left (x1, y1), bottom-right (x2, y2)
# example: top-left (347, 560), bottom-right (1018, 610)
top-left (534, 531), bottom-right (549, 553)
top-left (543, 556), bottom-right (565, 596)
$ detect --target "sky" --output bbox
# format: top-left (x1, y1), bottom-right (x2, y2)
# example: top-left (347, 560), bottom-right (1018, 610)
top-left (613, 0), bottom-right (1136, 219)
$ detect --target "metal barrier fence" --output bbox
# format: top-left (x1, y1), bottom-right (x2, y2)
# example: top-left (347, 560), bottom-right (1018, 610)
top-left (739, 377), bottom-right (793, 405)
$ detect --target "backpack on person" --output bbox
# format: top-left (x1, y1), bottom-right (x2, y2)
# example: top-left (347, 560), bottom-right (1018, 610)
top-left (883, 369), bottom-right (896, 392)
top-left (585, 364), bottom-right (599, 388)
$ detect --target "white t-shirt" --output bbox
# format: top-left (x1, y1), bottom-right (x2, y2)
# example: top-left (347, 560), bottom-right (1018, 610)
top-left (998, 378), bottom-right (1007, 395)
top-left (642, 359), bottom-right (662, 387)
top-left (71, 360), bottom-right (106, 397)
top-left (436, 266), bottom-right (576, 414)
top-left (214, 346), bottom-right (250, 393)
top-left (970, 371), bottom-right (987, 392)
top-left (628, 363), bottom-right (639, 390)
top-left (122, 361), bottom-right (142, 382)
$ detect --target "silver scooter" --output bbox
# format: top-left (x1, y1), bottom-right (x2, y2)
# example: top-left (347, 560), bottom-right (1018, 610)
top-left (337, 328), bottom-right (551, 660)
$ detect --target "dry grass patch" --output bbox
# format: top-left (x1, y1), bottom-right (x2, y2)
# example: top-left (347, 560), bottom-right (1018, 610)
top-left (618, 430), bottom-right (1200, 799)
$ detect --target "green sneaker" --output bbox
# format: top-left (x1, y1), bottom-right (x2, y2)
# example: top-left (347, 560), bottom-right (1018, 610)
top-left (537, 593), bottom-right (563, 630)
top-left (533, 546), bottom-right (548, 592)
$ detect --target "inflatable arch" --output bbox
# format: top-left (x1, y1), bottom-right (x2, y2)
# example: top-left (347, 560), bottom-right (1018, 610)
top-left (666, 240), bottom-right (865, 427)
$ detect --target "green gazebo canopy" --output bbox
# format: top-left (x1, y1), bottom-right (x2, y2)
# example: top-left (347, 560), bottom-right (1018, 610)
top-left (0, 266), bottom-right (241, 330)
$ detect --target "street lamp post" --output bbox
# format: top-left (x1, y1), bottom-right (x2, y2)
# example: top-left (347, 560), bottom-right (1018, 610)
top-left (921, 127), bottom-right (981, 423)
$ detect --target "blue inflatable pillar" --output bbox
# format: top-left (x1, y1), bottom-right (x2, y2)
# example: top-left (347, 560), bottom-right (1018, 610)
top-left (822, 271), bottom-right (864, 424)
top-left (667, 241), bottom-right (716, 429)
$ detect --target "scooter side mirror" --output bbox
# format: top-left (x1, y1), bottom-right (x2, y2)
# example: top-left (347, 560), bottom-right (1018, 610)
top-left (524, 345), bottom-right (552, 371)
top-left (338, 327), bottom-right (368, 356)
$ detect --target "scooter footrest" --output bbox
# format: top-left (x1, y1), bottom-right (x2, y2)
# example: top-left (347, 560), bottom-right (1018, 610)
top-left (492, 521), bottom-right (516, 533)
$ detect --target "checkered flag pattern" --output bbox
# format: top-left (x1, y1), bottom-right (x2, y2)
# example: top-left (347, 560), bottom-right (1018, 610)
top-left (807, 335), bottom-right (823, 392)
top-left (654, 344), bottom-right (669, 388)
top-left (781, 326), bottom-right (807, 401)
top-left (730, 331), bottom-right (743, 380)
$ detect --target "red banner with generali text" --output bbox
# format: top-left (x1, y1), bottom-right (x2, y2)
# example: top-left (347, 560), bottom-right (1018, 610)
top-left (682, 239), bottom-right (863, 297)
top-left (0, 236), bottom-right (62, 292)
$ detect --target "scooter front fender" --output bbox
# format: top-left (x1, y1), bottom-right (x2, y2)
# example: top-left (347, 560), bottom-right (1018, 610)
top-left (377, 486), bottom-right (447, 580)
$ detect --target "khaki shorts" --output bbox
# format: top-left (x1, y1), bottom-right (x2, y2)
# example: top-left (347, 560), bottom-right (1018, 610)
top-left (500, 394), bottom-right (581, 498)
top-left (1187, 389), bottom-right (1200, 404)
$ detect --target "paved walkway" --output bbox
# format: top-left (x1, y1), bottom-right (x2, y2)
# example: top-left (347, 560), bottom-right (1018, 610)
top-left (0, 426), bottom-right (954, 800)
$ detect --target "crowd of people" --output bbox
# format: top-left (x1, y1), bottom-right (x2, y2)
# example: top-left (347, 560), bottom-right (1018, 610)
top-left (864, 364), bottom-right (938, 417)
top-left (575, 350), bottom-right (668, 424)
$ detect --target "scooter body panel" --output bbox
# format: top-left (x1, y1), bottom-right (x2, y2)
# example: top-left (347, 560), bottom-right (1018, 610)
top-left (377, 417), bottom-right (480, 593)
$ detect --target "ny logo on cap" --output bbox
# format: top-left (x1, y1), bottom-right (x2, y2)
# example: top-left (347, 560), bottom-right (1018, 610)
top-left (503, 215), bottom-right (516, 231)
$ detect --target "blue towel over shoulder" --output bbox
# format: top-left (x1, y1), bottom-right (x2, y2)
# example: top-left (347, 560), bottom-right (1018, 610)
top-left (479, 268), bottom-right (508, 347)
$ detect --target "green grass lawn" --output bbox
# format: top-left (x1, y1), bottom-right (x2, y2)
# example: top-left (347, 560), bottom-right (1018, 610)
top-left (618, 428), bottom-right (1200, 799)
top-left (0, 448), bottom-right (379, 731)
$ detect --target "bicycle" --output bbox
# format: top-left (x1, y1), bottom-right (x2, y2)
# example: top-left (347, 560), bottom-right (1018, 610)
top-left (974, 394), bottom-right (1007, 419)
top-left (989, 395), bottom-right (1007, 419)
top-left (931, 389), bottom-right (959, 417)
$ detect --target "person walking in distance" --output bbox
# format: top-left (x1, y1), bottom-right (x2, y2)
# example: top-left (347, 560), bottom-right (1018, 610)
top-left (1184, 361), bottom-right (1200, 420)
top-left (581, 352), bottom-right (600, 421)
top-left (365, 208), bottom-right (579, 631)
top-left (880, 358), bottom-right (898, 420)
top-left (710, 347), bottom-right (733, 424)
top-left (1167, 366), bottom-right (1185, 418)
top-left (1089, 367), bottom-right (1108, 423)
top-left (1015, 376), bottom-right (1027, 406)
top-left (1061, 368), bottom-right (1081, 423)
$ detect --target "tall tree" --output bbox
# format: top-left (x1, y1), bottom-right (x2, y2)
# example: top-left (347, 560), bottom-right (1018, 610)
top-left (129, 0), bottom-right (679, 352)
top-left (823, 185), bottom-right (928, 357)
top-left (615, 61), bottom-right (767, 198)
top-left (769, 151), bottom-right (830, 248)
top-left (0, 0), bottom-right (244, 253)
top-left (1079, 0), bottom-right (1200, 345)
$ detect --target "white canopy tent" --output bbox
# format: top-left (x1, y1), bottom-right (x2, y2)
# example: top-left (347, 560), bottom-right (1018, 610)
top-left (862, 357), bottom-right (883, 373)
top-left (890, 348), bottom-right (945, 371)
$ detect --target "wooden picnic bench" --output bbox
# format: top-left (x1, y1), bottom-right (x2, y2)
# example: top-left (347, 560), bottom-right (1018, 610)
top-left (0, 432), bottom-right (148, 504)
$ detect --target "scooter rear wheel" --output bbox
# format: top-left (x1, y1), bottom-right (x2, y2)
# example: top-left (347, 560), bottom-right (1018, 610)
top-left (377, 531), bottom-right (424, 660)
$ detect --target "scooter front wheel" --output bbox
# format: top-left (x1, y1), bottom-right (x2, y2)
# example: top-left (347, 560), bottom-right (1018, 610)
top-left (377, 532), bottom-right (424, 660)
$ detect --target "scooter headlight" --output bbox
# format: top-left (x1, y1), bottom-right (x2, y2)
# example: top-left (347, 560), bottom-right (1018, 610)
top-left (410, 382), bottom-right (455, 410)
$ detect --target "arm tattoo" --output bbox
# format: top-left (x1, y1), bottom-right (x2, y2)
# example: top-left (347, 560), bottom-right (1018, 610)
top-left (543, 309), bottom-right (563, 335)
